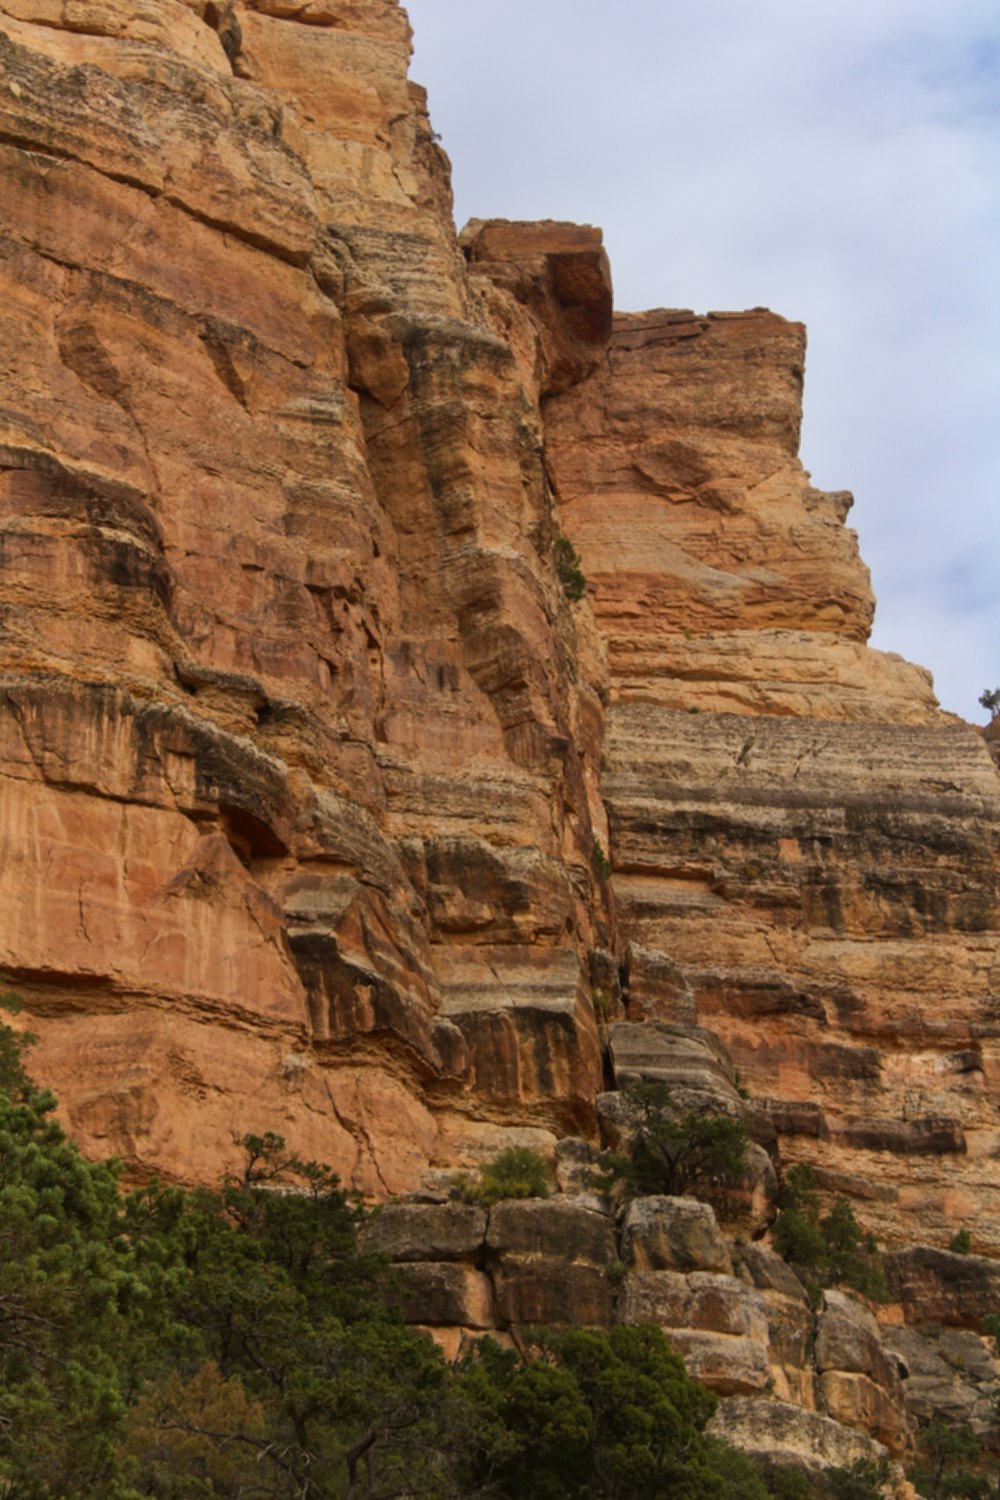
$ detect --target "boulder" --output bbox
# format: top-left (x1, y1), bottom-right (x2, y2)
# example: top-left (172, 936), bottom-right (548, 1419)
top-left (708, 1397), bottom-right (888, 1474)
top-left (620, 1196), bottom-right (732, 1274)
top-left (486, 1200), bottom-right (615, 1266)
top-left (818, 1371), bottom-right (911, 1456)
top-left (360, 1202), bottom-right (487, 1263)
top-left (395, 1263), bottom-right (494, 1329)
top-left (492, 1260), bottom-right (612, 1329)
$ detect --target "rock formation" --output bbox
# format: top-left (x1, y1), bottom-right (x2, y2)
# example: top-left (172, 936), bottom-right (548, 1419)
top-left (1, 0), bottom-right (999, 1479)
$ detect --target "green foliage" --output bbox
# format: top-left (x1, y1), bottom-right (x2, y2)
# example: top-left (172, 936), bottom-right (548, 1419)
top-left (453, 1145), bottom-right (551, 1206)
top-left (911, 1419), bottom-right (990, 1499)
top-left (456, 1324), bottom-right (771, 1499)
top-left (773, 1165), bottom-right (887, 1303)
top-left (825, 1457), bottom-right (890, 1499)
top-left (979, 687), bottom-right (1000, 720)
top-left (0, 981), bottom-right (39, 1101)
top-left (950, 1228), bottom-right (973, 1255)
top-left (592, 984), bottom-right (613, 1019)
top-left (597, 1082), bottom-right (748, 1201)
top-left (766, 1469), bottom-right (815, 1499)
top-left (591, 836), bottom-right (613, 880)
top-left (554, 534), bottom-right (587, 601)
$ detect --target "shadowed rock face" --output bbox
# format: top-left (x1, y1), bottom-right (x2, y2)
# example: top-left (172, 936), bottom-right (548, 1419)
top-left (1, 0), bottom-right (999, 1353)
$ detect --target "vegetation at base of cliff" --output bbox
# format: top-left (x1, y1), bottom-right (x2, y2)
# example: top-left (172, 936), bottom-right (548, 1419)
top-left (0, 997), bottom-right (790, 1498)
top-left (595, 1081), bottom-right (749, 1201)
top-left (773, 1165), bottom-right (888, 1305)
top-left (451, 1144), bottom-right (552, 1205)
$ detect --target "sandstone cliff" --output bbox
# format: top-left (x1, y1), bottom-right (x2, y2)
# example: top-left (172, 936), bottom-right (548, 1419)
top-left (1, 0), bottom-right (999, 1477)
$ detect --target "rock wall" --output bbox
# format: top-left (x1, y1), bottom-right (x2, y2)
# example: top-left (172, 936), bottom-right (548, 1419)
top-left (2, 0), bottom-right (1000, 1474)
top-left (0, 0), bottom-right (614, 1191)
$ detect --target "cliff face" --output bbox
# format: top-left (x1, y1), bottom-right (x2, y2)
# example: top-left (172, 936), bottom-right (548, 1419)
top-left (0, 0), bottom-right (615, 1191)
top-left (542, 309), bottom-right (1000, 1251)
top-left (2, 0), bottom-right (1000, 1472)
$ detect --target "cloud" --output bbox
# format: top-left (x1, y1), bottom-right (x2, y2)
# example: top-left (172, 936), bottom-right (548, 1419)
top-left (407, 0), bottom-right (1000, 720)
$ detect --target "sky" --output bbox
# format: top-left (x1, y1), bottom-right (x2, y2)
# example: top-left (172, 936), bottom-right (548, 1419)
top-left (406, 0), bottom-right (999, 723)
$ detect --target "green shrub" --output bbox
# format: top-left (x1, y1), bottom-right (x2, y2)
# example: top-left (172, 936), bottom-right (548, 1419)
top-left (910, 1418), bottom-right (987, 1498)
top-left (554, 535), bottom-right (586, 601)
top-left (773, 1165), bottom-right (887, 1303)
top-left (591, 837), bottom-right (613, 880)
top-left (455, 1146), bottom-right (551, 1206)
top-left (979, 687), bottom-right (1000, 720)
top-left (826, 1457), bottom-right (890, 1499)
top-left (457, 1324), bottom-right (773, 1500)
top-left (592, 985), bottom-right (613, 1020)
top-left (949, 1228), bottom-right (972, 1255)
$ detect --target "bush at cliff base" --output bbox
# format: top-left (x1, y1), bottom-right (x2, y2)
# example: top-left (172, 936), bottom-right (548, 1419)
top-left (0, 994), bottom-right (876, 1499)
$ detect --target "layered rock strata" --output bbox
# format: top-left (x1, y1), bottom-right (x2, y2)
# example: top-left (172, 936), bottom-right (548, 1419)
top-left (0, 0), bottom-right (614, 1189)
top-left (1, 0), bottom-right (1000, 1473)
top-left (542, 308), bottom-right (1000, 1251)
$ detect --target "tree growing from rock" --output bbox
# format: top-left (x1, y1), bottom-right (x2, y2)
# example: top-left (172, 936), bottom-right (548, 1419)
top-left (597, 1082), bottom-right (749, 1199)
top-left (773, 1165), bottom-right (887, 1304)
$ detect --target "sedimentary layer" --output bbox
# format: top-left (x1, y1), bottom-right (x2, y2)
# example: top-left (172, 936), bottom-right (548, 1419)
top-left (1, 0), bottom-right (999, 1471)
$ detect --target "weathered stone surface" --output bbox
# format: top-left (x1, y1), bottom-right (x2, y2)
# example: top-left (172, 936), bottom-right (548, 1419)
top-left (620, 1196), bottom-right (732, 1274)
top-left (545, 308), bottom-right (938, 722)
top-left (395, 1261), bottom-right (494, 1329)
top-left (736, 1244), bottom-right (810, 1302)
top-left (486, 1200), bottom-right (614, 1266)
top-left (359, 1202), bottom-right (487, 1262)
top-left (708, 1397), bottom-right (888, 1475)
top-left (2, 0), bottom-right (1000, 1466)
top-left (884, 1327), bottom-right (1000, 1433)
top-left (491, 1260), bottom-right (613, 1329)
top-left (461, 219), bottom-right (612, 396)
top-left (618, 1269), bottom-right (767, 1339)
top-left (886, 1248), bottom-right (1000, 1327)
top-left (598, 701), bottom-right (1000, 1249)
top-left (486, 1199), bottom-right (616, 1327)
top-left (604, 1020), bottom-right (743, 1109)
top-left (812, 1293), bottom-right (909, 1453)
top-left (818, 1370), bottom-right (911, 1456)
top-left (0, 0), bottom-right (612, 1188)
top-left (816, 1291), bottom-right (898, 1390)
top-left (617, 1269), bottom-right (771, 1392)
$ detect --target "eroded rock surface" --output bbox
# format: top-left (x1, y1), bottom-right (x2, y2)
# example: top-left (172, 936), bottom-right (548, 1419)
top-left (2, 0), bottom-right (1000, 1469)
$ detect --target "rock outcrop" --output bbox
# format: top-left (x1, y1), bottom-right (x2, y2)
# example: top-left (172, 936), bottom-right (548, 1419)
top-left (0, 0), bottom-right (613, 1190)
top-left (1, 0), bottom-right (999, 1474)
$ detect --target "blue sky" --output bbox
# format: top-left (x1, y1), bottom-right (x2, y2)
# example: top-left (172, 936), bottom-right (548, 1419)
top-left (406, 0), bottom-right (999, 722)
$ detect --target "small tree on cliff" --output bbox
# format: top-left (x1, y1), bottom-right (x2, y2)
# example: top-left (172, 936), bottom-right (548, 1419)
top-left (979, 687), bottom-right (1000, 720)
top-left (597, 1082), bottom-right (749, 1199)
top-left (773, 1164), bottom-right (887, 1303)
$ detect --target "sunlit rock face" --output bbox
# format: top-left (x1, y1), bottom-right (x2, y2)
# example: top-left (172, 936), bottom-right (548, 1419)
top-left (1, 0), bottom-right (999, 1307)
top-left (0, 0), bottom-right (611, 1188)
top-left (543, 304), bottom-right (1000, 1253)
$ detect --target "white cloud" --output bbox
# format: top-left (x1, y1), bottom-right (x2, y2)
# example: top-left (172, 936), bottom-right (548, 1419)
top-left (407, 0), bottom-right (1000, 720)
